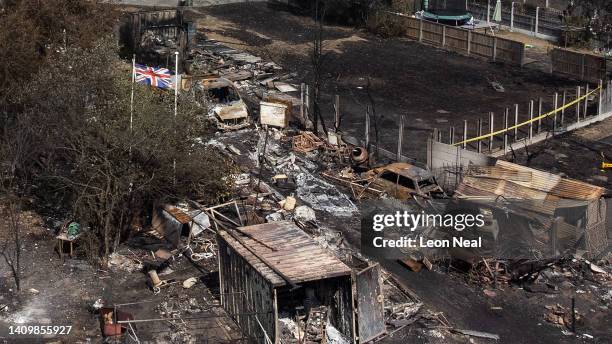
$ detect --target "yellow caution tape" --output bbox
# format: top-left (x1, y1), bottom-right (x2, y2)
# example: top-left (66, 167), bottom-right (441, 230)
top-left (453, 86), bottom-right (602, 146)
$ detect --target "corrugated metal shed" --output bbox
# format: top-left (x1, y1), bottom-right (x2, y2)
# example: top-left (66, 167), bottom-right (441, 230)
top-left (218, 221), bottom-right (351, 287)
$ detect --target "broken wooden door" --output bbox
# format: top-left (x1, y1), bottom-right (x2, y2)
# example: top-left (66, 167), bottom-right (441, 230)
top-left (355, 263), bottom-right (386, 343)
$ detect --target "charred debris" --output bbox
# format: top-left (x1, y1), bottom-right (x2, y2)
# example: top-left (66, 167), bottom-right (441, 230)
top-left (68, 8), bottom-right (612, 344)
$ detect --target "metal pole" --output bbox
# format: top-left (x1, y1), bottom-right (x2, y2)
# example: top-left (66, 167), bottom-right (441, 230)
top-left (535, 7), bottom-right (539, 36)
top-left (510, 2), bottom-right (515, 32)
top-left (504, 108), bottom-right (509, 154)
top-left (334, 94), bottom-right (340, 130)
top-left (365, 107), bottom-right (370, 149)
top-left (537, 97), bottom-right (542, 133)
top-left (478, 118), bottom-right (483, 153)
top-left (174, 51), bottom-right (179, 118)
top-left (449, 126), bottom-right (453, 144)
top-left (463, 120), bottom-right (468, 149)
top-left (584, 84), bottom-right (589, 118)
top-left (300, 83), bottom-right (305, 121)
top-left (130, 54), bottom-right (135, 133)
top-left (553, 92), bottom-right (558, 132)
top-left (529, 100), bottom-right (534, 143)
top-left (489, 112), bottom-right (494, 152)
top-left (561, 90), bottom-right (566, 125)
top-left (397, 116), bottom-right (404, 162)
top-left (487, 2), bottom-right (491, 23)
top-left (576, 86), bottom-right (581, 122)
top-left (514, 104), bottom-right (519, 141)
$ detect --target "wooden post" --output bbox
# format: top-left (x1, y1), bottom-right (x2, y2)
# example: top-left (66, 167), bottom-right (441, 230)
top-left (463, 120), bottom-right (468, 149)
top-left (442, 25), bottom-right (446, 47)
top-left (489, 112), bottom-right (494, 152)
top-left (584, 83), bottom-right (589, 118)
top-left (529, 100), bottom-right (534, 143)
top-left (553, 92), bottom-right (558, 132)
top-left (537, 97), bottom-right (542, 133)
top-left (419, 18), bottom-right (423, 42)
top-left (510, 2), bottom-right (515, 31)
top-left (334, 94), bottom-right (340, 130)
top-left (477, 118), bottom-right (483, 153)
top-left (493, 37), bottom-right (498, 62)
top-left (397, 115), bottom-right (404, 162)
top-left (576, 86), bottom-right (581, 122)
top-left (467, 31), bottom-right (472, 55)
top-left (504, 108), bottom-right (509, 154)
top-left (561, 90), bottom-right (566, 125)
top-left (514, 104), bottom-right (519, 141)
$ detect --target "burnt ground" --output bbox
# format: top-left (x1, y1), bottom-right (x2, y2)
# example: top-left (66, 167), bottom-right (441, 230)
top-left (503, 118), bottom-right (612, 191)
top-left (0, 206), bottom-right (241, 343)
top-left (188, 2), bottom-right (580, 162)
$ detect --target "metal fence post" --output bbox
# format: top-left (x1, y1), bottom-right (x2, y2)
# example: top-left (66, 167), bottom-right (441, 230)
top-left (514, 104), bottom-right (519, 141)
top-left (397, 115), bottom-right (404, 161)
top-left (535, 7), bottom-right (540, 36)
top-left (510, 2), bottom-right (515, 32)
top-left (504, 108), bottom-right (509, 154)
top-left (599, 80), bottom-right (604, 115)
top-left (489, 112), bottom-right (494, 151)
top-left (478, 118), bottom-right (483, 153)
top-left (529, 100), bottom-right (534, 143)
top-left (487, 2), bottom-right (491, 23)
top-left (576, 86), bottom-right (581, 121)
top-left (553, 92), bottom-right (558, 132)
top-left (561, 90), bottom-right (566, 125)
top-left (537, 97), bottom-right (542, 133)
top-left (584, 83), bottom-right (589, 118)
top-left (463, 120), bottom-right (468, 149)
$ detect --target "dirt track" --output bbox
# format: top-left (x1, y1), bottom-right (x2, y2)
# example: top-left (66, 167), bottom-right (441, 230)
top-left (189, 2), bottom-right (579, 161)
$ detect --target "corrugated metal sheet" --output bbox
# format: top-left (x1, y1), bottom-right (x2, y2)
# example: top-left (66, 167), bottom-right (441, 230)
top-left (218, 221), bottom-right (351, 287)
top-left (467, 165), bottom-right (532, 182)
top-left (495, 161), bottom-right (605, 200)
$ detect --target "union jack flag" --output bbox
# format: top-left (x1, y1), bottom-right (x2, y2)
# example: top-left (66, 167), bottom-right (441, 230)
top-left (134, 64), bottom-right (174, 89)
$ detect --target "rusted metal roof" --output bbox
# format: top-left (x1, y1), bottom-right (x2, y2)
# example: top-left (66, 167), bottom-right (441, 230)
top-left (163, 205), bottom-right (192, 224)
top-left (218, 221), bottom-right (351, 287)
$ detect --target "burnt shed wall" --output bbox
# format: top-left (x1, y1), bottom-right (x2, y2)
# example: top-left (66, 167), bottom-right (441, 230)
top-left (218, 237), bottom-right (277, 343)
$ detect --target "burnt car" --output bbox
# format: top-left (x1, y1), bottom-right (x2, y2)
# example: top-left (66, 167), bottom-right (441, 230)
top-left (364, 163), bottom-right (446, 199)
top-left (200, 77), bottom-right (250, 130)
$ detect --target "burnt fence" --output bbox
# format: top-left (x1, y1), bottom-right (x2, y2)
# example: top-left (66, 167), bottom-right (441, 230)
top-left (402, 15), bottom-right (525, 66)
top-left (551, 48), bottom-right (608, 83)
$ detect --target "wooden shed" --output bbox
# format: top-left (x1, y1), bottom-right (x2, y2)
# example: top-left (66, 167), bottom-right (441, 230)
top-left (217, 221), bottom-right (384, 343)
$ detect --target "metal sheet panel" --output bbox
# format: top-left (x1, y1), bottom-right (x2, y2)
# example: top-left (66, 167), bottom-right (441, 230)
top-left (356, 264), bottom-right (386, 343)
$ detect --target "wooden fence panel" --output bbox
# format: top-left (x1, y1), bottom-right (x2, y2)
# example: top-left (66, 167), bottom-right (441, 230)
top-left (583, 54), bottom-right (607, 83)
top-left (470, 32), bottom-right (495, 59)
top-left (405, 17), bottom-right (420, 40)
top-left (495, 37), bottom-right (524, 66)
top-left (396, 14), bottom-right (524, 67)
top-left (421, 20), bottom-right (443, 46)
top-left (445, 26), bottom-right (469, 53)
top-left (551, 48), bottom-right (606, 83)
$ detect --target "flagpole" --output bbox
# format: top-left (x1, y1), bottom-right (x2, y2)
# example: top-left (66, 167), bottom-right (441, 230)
top-left (174, 51), bottom-right (179, 118)
top-left (173, 51), bottom-right (179, 186)
top-left (130, 54), bottom-right (135, 133)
